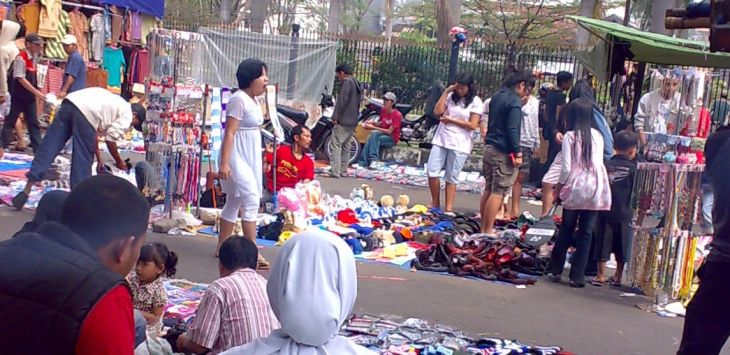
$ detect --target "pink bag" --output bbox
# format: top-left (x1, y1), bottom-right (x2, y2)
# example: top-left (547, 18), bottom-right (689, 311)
top-left (559, 157), bottom-right (611, 211)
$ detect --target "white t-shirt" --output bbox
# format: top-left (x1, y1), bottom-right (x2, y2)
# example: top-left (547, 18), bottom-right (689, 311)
top-left (520, 96), bottom-right (540, 149)
top-left (65, 87), bottom-right (132, 143)
top-left (431, 92), bottom-right (483, 154)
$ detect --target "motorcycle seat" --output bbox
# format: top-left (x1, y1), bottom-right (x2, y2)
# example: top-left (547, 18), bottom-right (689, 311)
top-left (276, 105), bottom-right (309, 124)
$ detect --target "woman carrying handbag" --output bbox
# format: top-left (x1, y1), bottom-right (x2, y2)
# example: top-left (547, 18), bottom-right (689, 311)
top-left (547, 98), bottom-right (611, 287)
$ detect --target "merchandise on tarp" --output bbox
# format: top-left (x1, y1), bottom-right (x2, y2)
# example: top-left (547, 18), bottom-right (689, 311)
top-left (95, 0), bottom-right (164, 18)
top-left (195, 27), bottom-right (337, 103)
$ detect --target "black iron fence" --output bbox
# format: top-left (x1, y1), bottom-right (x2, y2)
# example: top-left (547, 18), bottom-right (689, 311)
top-left (162, 20), bottom-right (730, 122)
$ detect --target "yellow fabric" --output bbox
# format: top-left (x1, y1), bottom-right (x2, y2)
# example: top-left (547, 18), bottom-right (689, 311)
top-left (17, 3), bottom-right (40, 34)
top-left (38, 0), bottom-right (61, 38)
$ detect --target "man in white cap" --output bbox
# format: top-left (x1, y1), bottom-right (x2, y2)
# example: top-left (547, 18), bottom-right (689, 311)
top-left (358, 91), bottom-right (402, 168)
top-left (59, 34), bottom-right (86, 98)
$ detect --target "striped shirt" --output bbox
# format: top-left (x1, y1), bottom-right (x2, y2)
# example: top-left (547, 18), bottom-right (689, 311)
top-left (187, 269), bottom-right (280, 354)
top-left (520, 95), bottom-right (540, 149)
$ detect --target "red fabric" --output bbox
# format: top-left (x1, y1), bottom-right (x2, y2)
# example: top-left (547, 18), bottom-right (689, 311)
top-left (265, 145), bottom-right (314, 192)
top-left (75, 285), bottom-right (135, 355)
top-left (377, 108), bottom-right (402, 143)
top-left (337, 209), bottom-right (358, 225)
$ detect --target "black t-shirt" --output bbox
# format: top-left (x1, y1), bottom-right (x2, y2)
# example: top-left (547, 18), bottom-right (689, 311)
top-left (707, 131), bottom-right (730, 263)
top-left (543, 89), bottom-right (566, 141)
top-left (601, 155), bottom-right (637, 223)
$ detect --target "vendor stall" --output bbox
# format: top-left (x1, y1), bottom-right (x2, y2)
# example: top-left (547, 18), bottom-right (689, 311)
top-left (569, 15), bottom-right (720, 313)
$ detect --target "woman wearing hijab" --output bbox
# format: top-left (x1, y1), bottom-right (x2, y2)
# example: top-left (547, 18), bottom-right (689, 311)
top-left (13, 190), bottom-right (69, 237)
top-left (217, 58), bottom-right (270, 269)
top-left (222, 230), bottom-right (375, 355)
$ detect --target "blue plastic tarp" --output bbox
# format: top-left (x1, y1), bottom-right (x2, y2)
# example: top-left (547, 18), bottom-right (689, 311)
top-left (96, 0), bottom-right (164, 18)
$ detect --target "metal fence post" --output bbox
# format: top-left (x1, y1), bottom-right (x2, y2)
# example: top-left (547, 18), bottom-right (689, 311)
top-left (448, 40), bottom-right (459, 84)
top-left (287, 24), bottom-right (300, 100)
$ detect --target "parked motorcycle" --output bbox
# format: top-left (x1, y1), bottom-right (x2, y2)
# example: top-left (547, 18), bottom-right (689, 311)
top-left (270, 88), bottom-right (361, 164)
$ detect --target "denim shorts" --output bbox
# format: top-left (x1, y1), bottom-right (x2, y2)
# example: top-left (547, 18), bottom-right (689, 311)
top-left (426, 145), bottom-right (468, 184)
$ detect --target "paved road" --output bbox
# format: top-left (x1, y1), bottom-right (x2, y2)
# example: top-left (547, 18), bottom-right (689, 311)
top-left (0, 176), bottom-right (715, 355)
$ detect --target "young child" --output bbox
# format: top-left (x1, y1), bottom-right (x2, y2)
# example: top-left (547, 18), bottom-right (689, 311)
top-left (592, 131), bottom-right (638, 287)
top-left (128, 242), bottom-right (178, 332)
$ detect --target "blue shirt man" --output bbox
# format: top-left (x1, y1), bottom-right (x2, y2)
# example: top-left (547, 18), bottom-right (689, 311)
top-left (60, 35), bottom-right (86, 97)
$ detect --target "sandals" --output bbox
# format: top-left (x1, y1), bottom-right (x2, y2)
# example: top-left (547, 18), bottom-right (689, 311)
top-left (608, 276), bottom-right (622, 287)
top-left (590, 278), bottom-right (606, 287)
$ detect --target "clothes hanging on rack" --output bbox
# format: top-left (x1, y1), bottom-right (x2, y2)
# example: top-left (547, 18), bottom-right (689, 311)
top-left (130, 11), bottom-right (142, 42)
top-left (43, 10), bottom-right (70, 60)
top-left (127, 48), bottom-right (149, 85)
top-left (102, 46), bottom-right (125, 87)
top-left (16, 1), bottom-right (41, 33)
top-left (68, 9), bottom-right (89, 61)
top-left (110, 6), bottom-right (123, 43)
top-left (38, 0), bottom-right (62, 38)
top-left (90, 13), bottom-right (104, 61)
top-left (86, 67), bottom-right (108, 88)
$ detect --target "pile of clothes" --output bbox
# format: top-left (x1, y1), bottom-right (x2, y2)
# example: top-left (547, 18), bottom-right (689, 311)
top-left (341, 314), bottom-right (568, 354)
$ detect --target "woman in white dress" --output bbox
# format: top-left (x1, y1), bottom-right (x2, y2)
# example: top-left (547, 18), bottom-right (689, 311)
top-left (217, 58), bottom-right (269, 268)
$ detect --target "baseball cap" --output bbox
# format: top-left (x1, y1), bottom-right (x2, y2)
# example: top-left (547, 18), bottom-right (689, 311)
top-left (25, 33), bottom-right (43, 44)
top-left (61, 34), bottom-right (78, 45)
top-left (383, 92), bottom-right (397, 102)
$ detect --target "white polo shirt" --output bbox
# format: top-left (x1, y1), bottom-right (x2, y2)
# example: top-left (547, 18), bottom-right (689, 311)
top-left (65, 87), bottom-right (133, 143)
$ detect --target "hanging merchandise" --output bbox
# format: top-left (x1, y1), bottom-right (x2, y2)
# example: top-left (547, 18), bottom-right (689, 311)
top-left (90, 12), bottom-right (104, 61)
top-left (68, 6), bottom-right (90, 61)
top-left (626, 163), bottom-right (707, 307)
top-left (16, 0), bottom-right (41, 33)
top-left (42, 9), bottom-right (70, 60)
top-left (38, 0), bottom-right (62, 39)
top-left (103, 44), bottom-right (125, 87)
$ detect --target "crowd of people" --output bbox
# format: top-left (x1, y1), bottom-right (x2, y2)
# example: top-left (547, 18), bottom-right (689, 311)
top-left (0, 43), bottom-right (729, 352)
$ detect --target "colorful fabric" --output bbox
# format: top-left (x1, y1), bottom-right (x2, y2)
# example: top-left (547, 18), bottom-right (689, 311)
top-left (68, 10), bottom-right (89, 61)
top-left (17, 3), bottom-right (41, 33)
top-left (38, 0), bottom-right (61, 38)
top-left (102, 47), bottom-right (125, 87)
top-left (186, 269), bottom-right (280, 354)
top-left (43, 10), bottom-right (70, 60)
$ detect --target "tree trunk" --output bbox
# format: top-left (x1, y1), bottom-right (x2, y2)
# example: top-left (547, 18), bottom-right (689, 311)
top-left (220, 0), bottom-right (232, 23)
top-left (436, 0), bottom-right (462, 48)
top-left (328, 0), bottom-right (344, 33)
top-left (576, 0), bottom-right (597, 47)
top-left (385, 0), bottom-right (395, 43)
top-left (249, 0), bottom-right (267, 32)
top-left (650, 0), bottom-right (677, 35)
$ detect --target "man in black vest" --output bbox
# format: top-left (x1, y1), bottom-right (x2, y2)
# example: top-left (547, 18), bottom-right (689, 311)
top-left (0, 175), bottom-right (150, 354)
top-left (1, 33), bottom-right (45, 153)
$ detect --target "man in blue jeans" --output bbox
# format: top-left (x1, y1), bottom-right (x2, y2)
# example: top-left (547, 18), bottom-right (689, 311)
top-left (11, 87), bottom-right (146, 210)
top-left (358, 92), bottom-right (402, 168)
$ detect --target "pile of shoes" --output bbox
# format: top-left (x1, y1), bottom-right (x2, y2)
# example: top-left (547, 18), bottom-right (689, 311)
top-left (410, 212), bottom-right (552, 285)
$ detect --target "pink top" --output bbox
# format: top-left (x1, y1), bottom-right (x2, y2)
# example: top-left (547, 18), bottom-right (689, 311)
top-left (187, 269), bottom-right (280, 354)
top-left (559, 129), bottom-right (612, 211)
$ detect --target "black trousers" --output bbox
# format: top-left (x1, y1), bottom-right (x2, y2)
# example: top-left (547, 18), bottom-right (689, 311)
top-left (1, 98), bottom-right (42, 151)
top-left (549, 208), bottom-right (599, 284)
top-left (678, 261), bottom-right (730, 355)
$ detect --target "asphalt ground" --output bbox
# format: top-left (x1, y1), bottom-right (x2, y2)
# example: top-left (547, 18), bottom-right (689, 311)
top-left (0, 174), bottom-right (714, 355)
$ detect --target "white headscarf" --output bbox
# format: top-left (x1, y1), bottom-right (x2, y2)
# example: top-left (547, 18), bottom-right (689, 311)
top-left (222, 230), bottom-right (375, 355)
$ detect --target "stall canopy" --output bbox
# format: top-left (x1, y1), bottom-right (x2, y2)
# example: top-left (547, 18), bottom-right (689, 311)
top-left (569, 15), bottom-right (730, 79)
top-left (96, 0), bottom-right (164, 18)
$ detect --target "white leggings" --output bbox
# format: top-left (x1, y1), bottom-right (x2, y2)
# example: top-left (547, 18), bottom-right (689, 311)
top-left (221, 193), bottom-right (258, 223)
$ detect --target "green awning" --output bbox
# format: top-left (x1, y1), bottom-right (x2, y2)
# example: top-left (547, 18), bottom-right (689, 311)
top-left (568, 15), bottom-right (730, 69)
